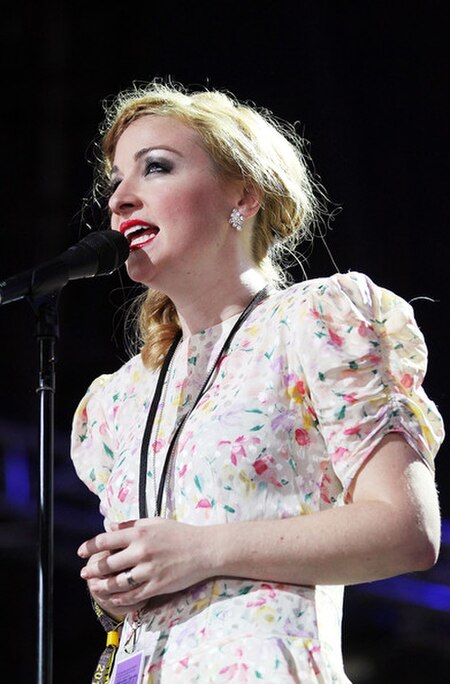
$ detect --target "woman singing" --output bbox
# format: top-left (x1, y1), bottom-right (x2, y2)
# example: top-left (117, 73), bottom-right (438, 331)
top-left (72, 81), bottom-right (444, 683)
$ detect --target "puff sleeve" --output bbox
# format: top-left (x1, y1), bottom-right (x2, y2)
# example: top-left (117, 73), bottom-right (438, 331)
top-left (298, 272), bottom-right (444, 493)
top-left (70, 373), bottom-right (116, 525)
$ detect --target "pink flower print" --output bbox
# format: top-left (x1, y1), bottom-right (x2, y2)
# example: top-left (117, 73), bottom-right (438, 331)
top-left (196, 498), bottom-right (212, 509)
top-left (252, 455), bottom-right (283, 486)
top-left (246, 597), bottom-right (266, 607)
top-left (147, 660), bottom-right (164, 676)
top-left (118, 483), bottom-right (130, 503)
top-left (178, 463), bottom-right (188, 478)
top-left (297, 380), bottom-right (306, 395)
top-left (261, 583), bottom-right (276, 598)
top-left (344, 424), bottom-right (363, 436)
top-left (219, 435), bottom-right (261, 466)
top-left (152, 439), bottom-right (164, 453)
top-left (295, 428), bottom-right (311, 446)
top-left (178, 430), bottom-right (194, 452)
top-left (218, 663), bottom-right (249, 681)
top-left (99, 422), bottom-right (108, 436)
top-left (362, 352), bottom-right (382, 366)
top-left (218, 664), bottom-right (239, 679)
top-left (175, 377), bottom-right (188, 391)
top-left (253, 459), bottom-right (268, 475)
top-left (401, 373), bottom-right (414, 389)
top-left (287, 380), bottom-right (306, 403)
top-left (307, 405), bottom-right (318, 421)
top-left (216, 354), bottom-right (227, 371)
top-left (306, 640), bottom-right (322, 675)
top-left (342, 392), bottom-right (358, 405)
top-left (328, 328), bottom-right (344, 347)
top-left (358, 321), bottom-right (374, 337)
top-left (310, 306), bottom-right (331, 323)
top-left (320, 472), bottom-right (332, 504)
top-left (332, 446), bottom-right (350, 463)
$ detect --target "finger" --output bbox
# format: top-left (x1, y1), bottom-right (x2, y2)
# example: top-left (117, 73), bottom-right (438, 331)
top-left (81, 549), bottom-right (132, 580)
top-left (77, 529), bottom-right (133, 558)
top-left (90, 568), bottom-right (144, 597)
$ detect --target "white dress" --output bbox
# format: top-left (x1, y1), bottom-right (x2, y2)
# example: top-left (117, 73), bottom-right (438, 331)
top-left (71, 272), bottom-right (444, 683)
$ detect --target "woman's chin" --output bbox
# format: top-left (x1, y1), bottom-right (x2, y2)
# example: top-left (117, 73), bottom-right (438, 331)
top-left (125, 249), bottom-right (156, 285)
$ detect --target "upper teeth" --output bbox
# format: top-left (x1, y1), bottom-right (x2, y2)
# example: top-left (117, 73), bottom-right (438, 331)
top-left (124, 225), bottom-right (151, 239)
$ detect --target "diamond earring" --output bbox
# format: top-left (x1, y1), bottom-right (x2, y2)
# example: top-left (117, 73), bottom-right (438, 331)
top-left (229, 208), bottom-right (244, 231)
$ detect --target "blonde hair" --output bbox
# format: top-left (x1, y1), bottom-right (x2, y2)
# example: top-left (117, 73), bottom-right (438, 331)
top-left (95, 80), bottom-right (326, 368)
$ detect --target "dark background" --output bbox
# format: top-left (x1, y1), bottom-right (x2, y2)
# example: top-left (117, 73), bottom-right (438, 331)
top-left (0, 3), bottom-right (448, 682)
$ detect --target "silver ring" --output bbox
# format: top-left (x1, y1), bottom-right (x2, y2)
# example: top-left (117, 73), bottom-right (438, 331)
top-left (125, 569), bottom-right (138, 588)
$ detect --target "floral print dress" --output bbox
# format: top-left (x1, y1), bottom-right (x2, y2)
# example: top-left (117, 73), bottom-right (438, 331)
top-left (71, 272), bottom-right (444, 683)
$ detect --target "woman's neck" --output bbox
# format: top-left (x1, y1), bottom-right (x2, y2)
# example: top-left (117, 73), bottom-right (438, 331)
top-left (173, 268), bottom-right (269, 339)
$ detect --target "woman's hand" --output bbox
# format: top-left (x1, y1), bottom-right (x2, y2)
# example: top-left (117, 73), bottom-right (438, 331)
top-left (78, 519), bottom-right (212, 611)
top-left (83, 549), bottom-right (143, 620)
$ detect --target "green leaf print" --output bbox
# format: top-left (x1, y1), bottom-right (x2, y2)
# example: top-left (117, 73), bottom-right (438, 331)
top-left (238, 585), bottom-right (253, 595)
top-left (336, 405), bottom-right (346, 420)
top-left (103, 442), bottom-right (114, 458)
top-left (194, 474), bottom-right (204, 492)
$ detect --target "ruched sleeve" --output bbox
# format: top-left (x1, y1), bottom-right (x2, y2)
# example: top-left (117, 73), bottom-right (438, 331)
top-left (298, 271), bottom-right (444, 493)
top-left (70, 373), bottom-right (116, 524)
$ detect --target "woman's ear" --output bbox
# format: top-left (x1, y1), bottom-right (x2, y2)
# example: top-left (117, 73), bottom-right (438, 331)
top-left (237, 185), bottom-right (262, 220)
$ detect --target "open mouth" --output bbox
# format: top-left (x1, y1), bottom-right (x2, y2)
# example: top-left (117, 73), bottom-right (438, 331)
top-left (121, 223), bottom-right (159, 251)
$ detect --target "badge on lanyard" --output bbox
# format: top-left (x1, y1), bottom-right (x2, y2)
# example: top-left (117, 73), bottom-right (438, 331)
top-left (112, 651), bottom-right (146, 684)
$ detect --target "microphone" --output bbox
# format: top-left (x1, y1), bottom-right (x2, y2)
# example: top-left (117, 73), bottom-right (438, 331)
top-left (0, 231), bottom-right (129, 306)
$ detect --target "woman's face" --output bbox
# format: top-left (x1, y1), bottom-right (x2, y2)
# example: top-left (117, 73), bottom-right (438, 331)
top-left (108, 114), bottom-right (246, 293)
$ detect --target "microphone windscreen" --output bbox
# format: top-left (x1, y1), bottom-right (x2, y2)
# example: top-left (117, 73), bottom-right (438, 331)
top-left (63, 231), bottom-right (130, 279)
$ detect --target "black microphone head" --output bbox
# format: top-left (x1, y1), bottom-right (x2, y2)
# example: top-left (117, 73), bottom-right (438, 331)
top-left (62, 230), bottom-right (130, 279)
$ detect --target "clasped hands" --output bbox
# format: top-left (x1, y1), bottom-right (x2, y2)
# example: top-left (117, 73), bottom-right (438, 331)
top-left (78, 518), bottom-right (210, 617)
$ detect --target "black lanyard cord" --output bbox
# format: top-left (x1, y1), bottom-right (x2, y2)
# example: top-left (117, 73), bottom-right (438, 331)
top-left (139, 286), bottom-right (269, 519)
top-left (138, 329), bottom-right (182, 518)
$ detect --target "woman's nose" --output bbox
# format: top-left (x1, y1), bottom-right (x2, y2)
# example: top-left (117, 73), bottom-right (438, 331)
top-left (108, 179), bottom-right (142, 215)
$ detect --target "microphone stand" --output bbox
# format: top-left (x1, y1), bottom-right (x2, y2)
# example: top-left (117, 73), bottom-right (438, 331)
top-left (30, 291), bottom-right (60, 684)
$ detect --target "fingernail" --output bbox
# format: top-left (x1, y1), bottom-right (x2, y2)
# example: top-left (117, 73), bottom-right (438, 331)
top-left (80, 568), bottom-right (87, 578)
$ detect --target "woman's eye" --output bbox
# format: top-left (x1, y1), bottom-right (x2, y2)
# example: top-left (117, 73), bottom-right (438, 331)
top-left (144, 159), bottom-right (171, 175)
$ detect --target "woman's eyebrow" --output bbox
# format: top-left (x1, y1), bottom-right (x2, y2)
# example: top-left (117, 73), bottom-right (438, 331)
top-left (111, 145), bottom-right (183, 175)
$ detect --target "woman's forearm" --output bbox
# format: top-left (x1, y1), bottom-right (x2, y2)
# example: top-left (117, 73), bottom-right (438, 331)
top-left (203, 441), bottom-right (440, 587)
top-left (204, 498), bottom-right (437, 587)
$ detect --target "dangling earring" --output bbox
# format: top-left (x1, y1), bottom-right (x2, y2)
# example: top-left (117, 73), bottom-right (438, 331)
top-left (229, 208), bottom-right (244, 231)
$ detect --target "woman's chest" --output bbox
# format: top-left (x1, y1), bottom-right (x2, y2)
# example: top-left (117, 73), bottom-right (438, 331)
top-left (106, 339), bottom-right (336, 522)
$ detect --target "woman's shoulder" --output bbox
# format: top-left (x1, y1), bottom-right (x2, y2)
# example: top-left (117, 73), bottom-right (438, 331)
top-left (282, 270), bottom-right (383, 299)
top-left (81, 352), bottom-right (148, 403)
top-left (269, 271), bottom-right (386, 312)
top-left (264, 271), bottom-right (420, 346)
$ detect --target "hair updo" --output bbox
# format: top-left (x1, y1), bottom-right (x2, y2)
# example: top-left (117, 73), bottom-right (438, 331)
top-left (95, 80), bottom-right (326, 368)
